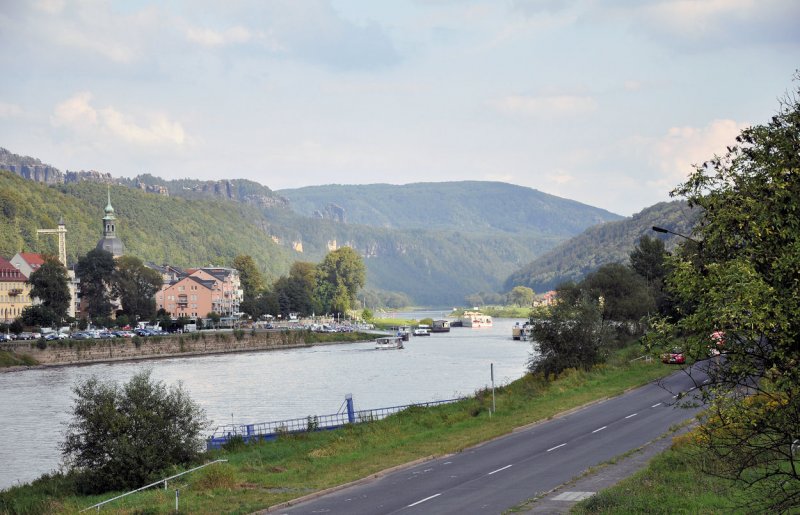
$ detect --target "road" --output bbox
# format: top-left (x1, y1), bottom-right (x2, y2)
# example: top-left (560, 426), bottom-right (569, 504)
top-left (275, 366), bottom-right (708, 515)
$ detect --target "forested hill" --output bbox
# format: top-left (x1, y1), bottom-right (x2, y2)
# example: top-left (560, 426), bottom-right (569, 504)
top-left (278, 182), bottom-right (623, 236)
top-left (504, 201), bottom-right (700, 293)
top-left (0, 171), bottom-right (566, 305)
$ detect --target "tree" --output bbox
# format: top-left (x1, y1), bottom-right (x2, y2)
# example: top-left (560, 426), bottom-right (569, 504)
top-left (20, 304), bottom-right (58, 328)
top-left (315, 247), bottom-right (366, 316)
top-left (61, 370), bottom-right (208, 494)
top-left (650, 79), bottom-right (800, 512)
top-left (27, 255), bottom-right (70, 323)
top-left (581, 263), bottom-right (654, 326)
top-left (75, 248), bottom-right (116, 319)
top-left (507, 286), bottom-right (535, 307)
top-left (527, 293), bottom-right (608, 380)
top-left (630, 235), bottom-right (674, 317)
top-left (233, 255), bottom-right (265, 318)
top-left (111, 256), bottom-right (162, 321)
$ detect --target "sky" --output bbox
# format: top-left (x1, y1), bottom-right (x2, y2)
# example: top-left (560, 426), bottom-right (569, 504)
top-left (0, 1), bottom-right (797, 216)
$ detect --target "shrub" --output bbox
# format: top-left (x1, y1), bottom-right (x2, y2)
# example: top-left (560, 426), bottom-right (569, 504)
top-left (61, 370), bottom-right (209, 494)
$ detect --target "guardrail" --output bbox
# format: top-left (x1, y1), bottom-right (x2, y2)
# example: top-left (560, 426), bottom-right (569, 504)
top-left (79, 459), bottom-right (228, 512)
top-left (207, 397), bottom-right (464, 450)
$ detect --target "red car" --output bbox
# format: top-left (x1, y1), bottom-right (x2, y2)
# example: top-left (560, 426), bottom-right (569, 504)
top-left (662, 348), bottom-right (685, 364)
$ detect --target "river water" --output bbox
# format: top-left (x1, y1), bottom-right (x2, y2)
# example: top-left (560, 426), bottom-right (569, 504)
top-left (0, 318), bottom-right (531, 491)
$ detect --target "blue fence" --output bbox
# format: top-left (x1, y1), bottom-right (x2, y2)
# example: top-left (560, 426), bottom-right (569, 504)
top-left (207, 396), bottom-right (464, 450)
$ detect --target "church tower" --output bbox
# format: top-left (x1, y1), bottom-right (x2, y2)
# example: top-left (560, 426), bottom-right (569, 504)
top-left (96, 186), bottom-right (125, 257)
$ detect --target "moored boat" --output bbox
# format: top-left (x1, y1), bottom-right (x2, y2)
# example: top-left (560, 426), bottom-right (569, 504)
top-left (431, 320), bottom-right (451, 333)
top-left (375, 336), bottom-right (404, 350)
top-left (413, 327), bottom-right (430, 336)
top-left (460, 311), bottom-right (493, 328)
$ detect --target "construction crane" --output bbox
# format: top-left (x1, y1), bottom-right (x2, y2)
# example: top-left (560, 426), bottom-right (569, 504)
top-left (37, 217), bottom-right (68, 267)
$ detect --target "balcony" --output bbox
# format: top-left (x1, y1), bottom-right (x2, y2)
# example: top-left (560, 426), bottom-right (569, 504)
top-left (9, 289), bottom-right (22, 297)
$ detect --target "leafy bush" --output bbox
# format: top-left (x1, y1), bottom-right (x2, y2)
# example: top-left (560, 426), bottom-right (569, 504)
top-left (61, 370), bottom-right (209, 494)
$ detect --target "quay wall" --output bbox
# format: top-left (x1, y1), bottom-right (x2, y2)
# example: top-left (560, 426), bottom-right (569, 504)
top-left (2, 330), bottom-right (315, 367)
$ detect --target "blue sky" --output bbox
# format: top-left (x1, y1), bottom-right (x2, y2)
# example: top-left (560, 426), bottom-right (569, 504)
top-left (0, 0), bottom-right (797, 215)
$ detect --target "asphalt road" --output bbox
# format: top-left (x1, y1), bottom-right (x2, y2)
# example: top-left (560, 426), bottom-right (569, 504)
top-left (274, 366), bottom-right (708, 515)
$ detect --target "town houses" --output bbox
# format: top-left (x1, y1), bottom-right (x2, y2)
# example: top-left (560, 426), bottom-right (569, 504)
top-left (1, 190), bottom-right (242, 325)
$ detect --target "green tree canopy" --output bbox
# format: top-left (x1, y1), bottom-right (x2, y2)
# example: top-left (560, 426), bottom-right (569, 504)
top-left (75, 248), bottom-right (116, 319)
top-left (315, 247), bottom-right (365, 315)
top-left (61, 370), bottom-right (208, 494)
top-left (651, 78), bottom-right (800, 512)
top-left (111, 256), bottom-right (162, 320)
top-left (528, 293), bottom-right (608, 380)
top-left (507, 285), bottom-right (535, 307)
top-left (27, 254), bottom-right (70, 322)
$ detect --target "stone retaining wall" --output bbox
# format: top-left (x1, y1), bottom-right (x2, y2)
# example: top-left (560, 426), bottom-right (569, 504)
top-left (3, 331), bottom-right (311, 366)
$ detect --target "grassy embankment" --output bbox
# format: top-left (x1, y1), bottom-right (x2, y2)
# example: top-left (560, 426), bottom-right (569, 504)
top-left (0, 350), bottom-right (38, 367)
top-left (2, 343), bottom-right (683, 514)
top-left (571, 433), bottom-right (748, 514)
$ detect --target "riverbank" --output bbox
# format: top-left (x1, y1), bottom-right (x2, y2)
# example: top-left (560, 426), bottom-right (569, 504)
top-left (0, 330), bottom-right (376, 372)
top-left (0, 343), bottom-right (685, 514)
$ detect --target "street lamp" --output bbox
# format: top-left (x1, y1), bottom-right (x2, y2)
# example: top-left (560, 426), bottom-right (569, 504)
top-left (651, 226), bottom-right (701, 245)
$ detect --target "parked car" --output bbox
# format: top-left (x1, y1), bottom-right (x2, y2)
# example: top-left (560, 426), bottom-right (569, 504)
top-left (97, 331), bottom-right (116, 339)
top-left (661, 348), bottom-right (686, 364)
top-left (0, 333), bottom-right (13, 342)
top-left (44, 333), bottom-right (68, 340)
top-left (113, 330), bottom-right (134, 338)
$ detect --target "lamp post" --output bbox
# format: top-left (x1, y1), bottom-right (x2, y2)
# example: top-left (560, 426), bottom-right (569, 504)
top-left (651, 226), bottom-right (700, 245)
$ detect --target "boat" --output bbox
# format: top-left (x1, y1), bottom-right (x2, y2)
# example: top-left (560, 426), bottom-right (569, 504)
top-left (413, 327), bottom-right (430, 336)
top-left (397, 326), bottom-right (411, 341)
top-left (460, 311), bottom-right (493, 328)
top-left (375, 336), bottom-right (404, 350)
top-left (431, 320), bottom-right (450, 333)
top-left (512, 322), bottom-right (533, 341)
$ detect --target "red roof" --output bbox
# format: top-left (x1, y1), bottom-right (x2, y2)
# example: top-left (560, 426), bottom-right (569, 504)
top-left (0, 257), bottom-right (26, 281)
top-left (18, 253), bottom-right (46, 266)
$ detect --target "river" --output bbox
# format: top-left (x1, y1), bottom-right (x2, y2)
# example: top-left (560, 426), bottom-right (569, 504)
top-left (0, 317), bottom-right (532, 491)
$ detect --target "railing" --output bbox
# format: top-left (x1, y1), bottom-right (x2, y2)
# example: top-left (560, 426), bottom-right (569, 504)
top-left (79, 459), bottom-right (228, 512)
top-left (207, 397), bottom-right (464, 450)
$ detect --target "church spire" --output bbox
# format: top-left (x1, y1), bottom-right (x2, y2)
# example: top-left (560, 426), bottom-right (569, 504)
top-left (96, 185), bottom-right (125, 257)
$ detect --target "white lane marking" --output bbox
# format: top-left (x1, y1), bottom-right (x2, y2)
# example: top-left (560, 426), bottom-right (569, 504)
top-left (688, 387), bottom-right (696, 391)
top-left (651, 403), bottom-right (662, 408)
top-left (673, 394), bottom-right (679, 398)
top-left (487, 464), bottom-right (512, 475)
top-left (592, 426), bottom-right (607, 433)
top-left (625, 413), bottom-right (637, 419)
top-left (408, 493), bottom-right (441, 507)
top-left (547, 443), bottom-right (566, 452)
top-left (703, 379), bottom-right (710, 384)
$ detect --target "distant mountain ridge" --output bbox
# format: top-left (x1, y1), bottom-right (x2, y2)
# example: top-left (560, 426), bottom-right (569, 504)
top-left (504, 201), bottom-right (700, 292)
top-left (0, 146), bottom-right (645, 305)
top-left (279, 182), bottom-right (623, 236)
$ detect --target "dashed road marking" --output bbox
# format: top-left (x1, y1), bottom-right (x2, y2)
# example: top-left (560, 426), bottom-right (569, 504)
top-left (408, 493), bottom-right (441, 507)
top-left (547, 443), bottom-right (566, 452)
top-left (592, 426), bottom-right (607, 433)
top-left (487, 464), bottom-right (512, 475)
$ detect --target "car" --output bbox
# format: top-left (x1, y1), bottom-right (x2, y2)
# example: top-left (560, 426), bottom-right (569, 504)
top-left (113, 330), bottom-right (134, 338)
top-left (0, 333), bottom-right (13, 342)
top-left (661, 348), bottom-right (686, 364)
top-left (44, 333), bottom-right (68, 341)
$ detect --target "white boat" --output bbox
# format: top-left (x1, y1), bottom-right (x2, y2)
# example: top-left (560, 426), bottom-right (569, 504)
top-left (413, 327), bottom-right (430, 336)
top-left (376, 336), bottom-right (404, 350)
top-left (460, 311), bottom-right (493, 328)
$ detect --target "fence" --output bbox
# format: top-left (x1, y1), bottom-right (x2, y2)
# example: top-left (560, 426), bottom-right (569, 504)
top-left (207, 396), bottom-right (464, 450)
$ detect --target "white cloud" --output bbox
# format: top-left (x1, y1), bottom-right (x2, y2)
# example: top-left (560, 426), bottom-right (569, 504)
top-left (51, 92), bottom-right (186, 147)
top-left (494, 94), bottom-right (597, 116)
top-left (33, 0), bottom-right (65, 15)
top-left (650, 118), bottom-right (750, 188)
top-left (184, 25), bottom-right (254, 47)
top-left (0, 102), bottom-right (23, 118)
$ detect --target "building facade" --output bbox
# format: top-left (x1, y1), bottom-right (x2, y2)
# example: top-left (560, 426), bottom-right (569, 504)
top-left (0, 257), bottom-right (32, 322)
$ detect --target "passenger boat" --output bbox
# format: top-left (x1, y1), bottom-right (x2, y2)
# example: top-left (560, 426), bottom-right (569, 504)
top-left (413, 327), bottom-right (430, 336)
top-left (460, 311), bottom-right (493, 328)
top-left (431, 320), bottom-right (451, 333)
top-left (397, 326), bottom-right (411, 341)
top-left (375, 336), bottom-right (404, 350)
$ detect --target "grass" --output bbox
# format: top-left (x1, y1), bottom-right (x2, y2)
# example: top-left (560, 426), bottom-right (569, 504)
top-left (0, 343), bottom-right (676, 514)
top-left (0, 350), bottom-right (38, 367)
top-left (571, 433), bottom-right (745, 515)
